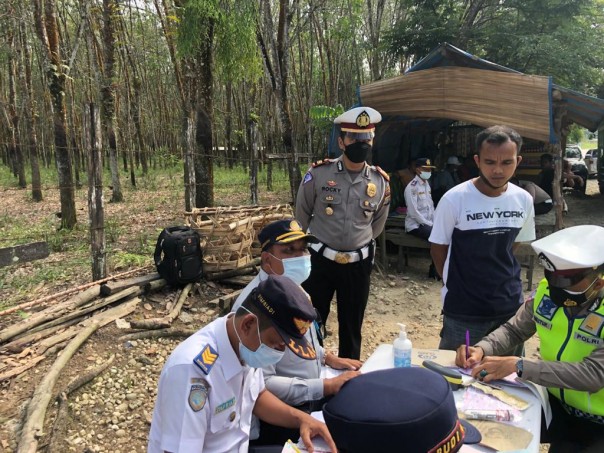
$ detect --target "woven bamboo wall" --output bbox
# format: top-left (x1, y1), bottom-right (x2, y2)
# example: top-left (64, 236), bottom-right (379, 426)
top-left (360, 67), bottom-right (552, 143)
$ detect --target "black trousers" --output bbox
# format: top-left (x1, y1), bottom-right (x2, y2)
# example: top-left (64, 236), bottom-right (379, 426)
top-left (407, 224), bottom-right (432, 240)
top-left (302, 248), bottom-right (373, 359)
top-left (541, 393), bottom-right (604, 452)
top-left (535, 201), bottom-right (553, 215)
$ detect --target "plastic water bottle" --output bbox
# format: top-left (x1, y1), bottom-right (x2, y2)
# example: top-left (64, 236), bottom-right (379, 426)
top-left (393, 323), bottom-right (412, 368)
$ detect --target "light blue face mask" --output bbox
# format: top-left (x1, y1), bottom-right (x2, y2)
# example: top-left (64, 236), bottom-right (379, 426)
top-left (419, 171), bottom-right (432, 180)
top-left (269, 253), bottom-right (311, 285)
top-left (233, 308), bottom-right (285, 368)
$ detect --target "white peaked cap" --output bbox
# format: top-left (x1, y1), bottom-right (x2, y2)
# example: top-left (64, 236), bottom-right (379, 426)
top-left (334, 107), bottom-right (382, 127)
top-left (531, 225), bottom-right (604, 272)
top-left (334, 106), bottom-right (382, 140)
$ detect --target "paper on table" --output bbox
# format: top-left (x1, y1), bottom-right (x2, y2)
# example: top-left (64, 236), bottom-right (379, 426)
top-left (462, 385), bottom-right (523, 422)
top-left (281, 440), bottom-right (302, 453)
top-left (518, 379), bottom-right (552, 427)
top-left (320, 366), bottom-right (346, 379)
top-left (471, 382), bottom-right (530, 410)
top-left (412, 348), bottom-right (457, 367)
top-left (458, 368), bottom-right (527, 388)
top-left (469, 419), bottom-right (533, 451)
top-left (294, 412), bottom-right (333, 453)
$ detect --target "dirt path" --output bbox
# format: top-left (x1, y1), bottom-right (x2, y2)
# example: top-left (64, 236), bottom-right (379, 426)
top-left (0, 180), bottom-right (602, 452)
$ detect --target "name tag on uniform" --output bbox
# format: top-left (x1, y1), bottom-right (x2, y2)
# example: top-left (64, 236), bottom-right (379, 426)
top-left (573, 331), bottom-right (603, 346)
top-left (578, 312), bottom-right (604, 337)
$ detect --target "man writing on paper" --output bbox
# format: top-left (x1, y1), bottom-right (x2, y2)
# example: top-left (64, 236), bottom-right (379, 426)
top-left (148, 275), bottom-right (337, 453)
top-left (456, 225), bottom-right (604, 452)
top-left (231, 219), bottom-right (361, 446)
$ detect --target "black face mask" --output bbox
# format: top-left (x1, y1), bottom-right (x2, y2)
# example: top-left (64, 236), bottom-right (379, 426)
top-left (344, 142), bottom-right (371, 163)
top-left (549, 278), bottom-right (599, 308)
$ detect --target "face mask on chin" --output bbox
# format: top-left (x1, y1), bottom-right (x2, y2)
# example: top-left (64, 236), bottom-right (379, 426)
top-left (549, 277), bottom-right (600, 308)
top-left (344, 142), bottom-right (371, 163)
top-left (269, 253), bottom-right (311, 284)
top-left (233, 308), bottom-right (285, 368)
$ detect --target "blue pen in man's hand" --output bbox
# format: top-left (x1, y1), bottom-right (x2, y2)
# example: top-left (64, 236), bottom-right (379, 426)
top-left (465, 329), bottom-right (470, 361)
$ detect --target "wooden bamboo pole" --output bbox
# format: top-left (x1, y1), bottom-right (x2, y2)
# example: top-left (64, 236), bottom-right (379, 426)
top-left (0, 286), bottom-right (101, 344)
top-left (0, 265), bottom-right (151, 316)
top-left (18, 322), bottom-right (100, 453)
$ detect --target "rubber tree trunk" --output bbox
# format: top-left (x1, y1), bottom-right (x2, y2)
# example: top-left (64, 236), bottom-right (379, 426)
top-left (102, 0), bottom-right (123, 202)
top-left (33, 0), bottom-right (76, 228)
top-left (85, 104), bottom-right (106, 280)
top-left (183, 111), bottom-right (197, 212)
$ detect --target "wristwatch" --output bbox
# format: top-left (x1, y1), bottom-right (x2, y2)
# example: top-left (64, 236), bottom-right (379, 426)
top-left (516, 358), bottom-right (524, 378)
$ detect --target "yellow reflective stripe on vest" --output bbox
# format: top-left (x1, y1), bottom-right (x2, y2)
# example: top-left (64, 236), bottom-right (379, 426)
top-left (532, 278), bottom-right (604, 416)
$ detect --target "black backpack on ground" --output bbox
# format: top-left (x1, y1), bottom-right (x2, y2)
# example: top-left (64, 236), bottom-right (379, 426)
top-left (154, 226), bottom-right (203, 285)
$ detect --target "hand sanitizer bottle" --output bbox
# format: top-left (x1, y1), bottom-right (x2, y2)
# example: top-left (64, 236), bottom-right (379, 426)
top-left (393, 323), bottom-right (412, 368)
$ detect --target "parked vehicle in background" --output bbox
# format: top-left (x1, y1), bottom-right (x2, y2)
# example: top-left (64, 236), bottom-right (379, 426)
top-left (585, 149), bottom-right (599, 177)
top-left (564, 145), bottom-right (589, 193)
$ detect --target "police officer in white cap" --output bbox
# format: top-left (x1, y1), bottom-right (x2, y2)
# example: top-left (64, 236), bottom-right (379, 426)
top-left (455, 225), bottom-right (604, 452)
top-left (296, 106), bottom-right (390, 359)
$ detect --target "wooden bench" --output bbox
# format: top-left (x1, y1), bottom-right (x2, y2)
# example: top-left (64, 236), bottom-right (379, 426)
top-left (379, 216), bottom-right (431, 272)
top-left (384, 229), bottom-right (431, 272)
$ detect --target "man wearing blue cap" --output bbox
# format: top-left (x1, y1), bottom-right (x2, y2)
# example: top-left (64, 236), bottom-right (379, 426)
top-left (148, 275), bottom-right (337, 453)
top-left (323, 367), bottom-right (482, 453)
top-left (296, 106), bottom-right (390, 359)
top-left (231, 219), bottom-right (361, 445)
top-left (457, 225), bottom-right (604, 452)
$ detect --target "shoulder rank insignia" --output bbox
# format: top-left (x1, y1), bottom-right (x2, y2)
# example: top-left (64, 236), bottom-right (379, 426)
top-left (193, 344), bottom-right (219, 375)
top-left (188, 379), bottom-right (210, 412)
top-left (375, 166), bottom-right (390, 182)
top-left (311, 158), bottom-right (333, 168)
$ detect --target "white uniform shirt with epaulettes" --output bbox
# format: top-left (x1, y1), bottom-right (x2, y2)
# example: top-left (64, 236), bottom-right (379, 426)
top-left (148, 316), bottom-right (264, 453)
top-left (404, 174), bottom-right (435, 232)
top-left (296, 156), bottom-right (390, 251)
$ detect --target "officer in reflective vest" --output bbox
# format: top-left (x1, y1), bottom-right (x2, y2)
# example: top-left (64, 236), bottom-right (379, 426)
top-left (455, 225), bottom-right (604, 452)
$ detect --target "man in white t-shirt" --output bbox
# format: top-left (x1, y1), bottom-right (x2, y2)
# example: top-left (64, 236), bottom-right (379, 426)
top-left (429, 125), bottom-right (536, 353)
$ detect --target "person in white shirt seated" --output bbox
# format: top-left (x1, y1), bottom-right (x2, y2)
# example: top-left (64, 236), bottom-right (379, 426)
top-left (404, 157), bottom-right (436, 241)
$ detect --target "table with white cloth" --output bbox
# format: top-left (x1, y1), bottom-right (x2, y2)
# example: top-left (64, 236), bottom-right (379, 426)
top-left (361, 344), bottom-right (544, 453)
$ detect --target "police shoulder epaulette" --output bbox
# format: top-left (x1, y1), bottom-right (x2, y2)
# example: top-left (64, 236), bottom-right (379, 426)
top-left (193, 344), bottom-right (219, 375)
top-left (410, 179), bottom-right (418, 186)
top-left (374, 165), bottom-right (390, 182)
top-left (311, 158), bottom-right (334, 168)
